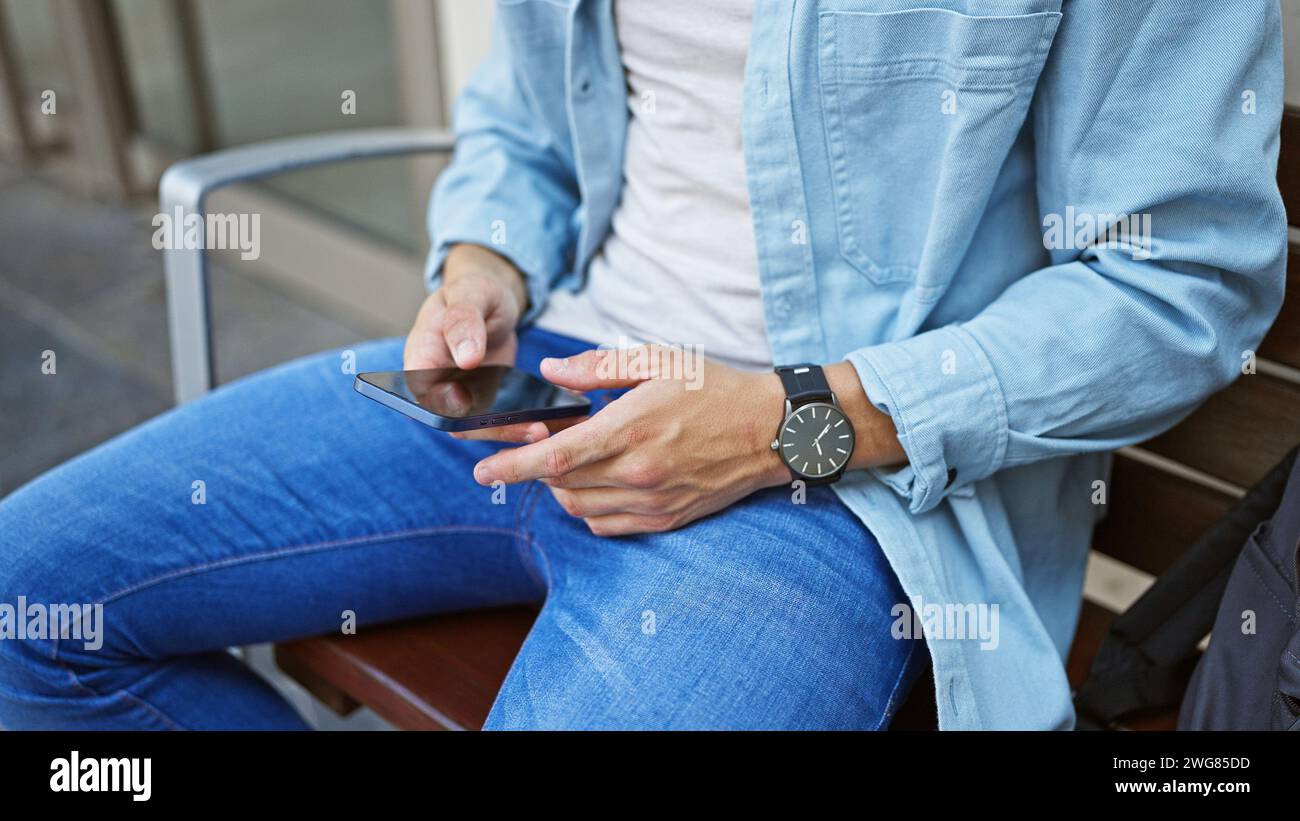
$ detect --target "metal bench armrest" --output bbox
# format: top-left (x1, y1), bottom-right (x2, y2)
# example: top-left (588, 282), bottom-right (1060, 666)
top-left (161, 127), bottom-right (455, 404)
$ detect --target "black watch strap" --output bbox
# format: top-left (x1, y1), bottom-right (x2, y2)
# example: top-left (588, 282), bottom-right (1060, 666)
top-left (776, 364), bottom-right (831, 406)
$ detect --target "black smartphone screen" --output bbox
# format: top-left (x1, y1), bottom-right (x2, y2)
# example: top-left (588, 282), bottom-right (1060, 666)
top-left (356, 366), bottom-right (590, 429)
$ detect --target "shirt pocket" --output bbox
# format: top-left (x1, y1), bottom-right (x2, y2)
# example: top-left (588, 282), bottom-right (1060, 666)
top-left (818, 8), bottom-right (1061, 285)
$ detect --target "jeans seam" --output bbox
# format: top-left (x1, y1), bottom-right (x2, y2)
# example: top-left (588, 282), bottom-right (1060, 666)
top-left (114, 688), bottom-right (189, 730)
top-left (45, 654), bottom-right (189, 730)
top-left (873, 638), bottom-right (921, 730)
top-left (517, 481), bottom-right (555, 592)
top-left (47, 524), bottom-right (526, 730)
top-left (92, 525), bottom-right (523, 609)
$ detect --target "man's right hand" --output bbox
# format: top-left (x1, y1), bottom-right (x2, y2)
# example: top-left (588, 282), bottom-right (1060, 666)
top-left (404, 243), bottom-right (528, 372)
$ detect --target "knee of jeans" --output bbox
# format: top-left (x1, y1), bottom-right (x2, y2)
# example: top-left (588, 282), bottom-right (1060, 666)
top-left (0, 549), bottom-right (65, 700)
top-left (0, 499), bottom-right (109, 688)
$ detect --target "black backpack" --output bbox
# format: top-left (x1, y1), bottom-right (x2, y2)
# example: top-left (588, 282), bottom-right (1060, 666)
top-left (1073, 445), bottom-right (1300, 731)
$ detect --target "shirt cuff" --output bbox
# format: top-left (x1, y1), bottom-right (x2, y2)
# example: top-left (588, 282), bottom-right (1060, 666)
top-left (845, 324), bottom-right (1009, 514)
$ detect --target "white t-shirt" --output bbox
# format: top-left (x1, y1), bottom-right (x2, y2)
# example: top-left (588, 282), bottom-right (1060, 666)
top-left (535, 0), bottom-right (771, 371)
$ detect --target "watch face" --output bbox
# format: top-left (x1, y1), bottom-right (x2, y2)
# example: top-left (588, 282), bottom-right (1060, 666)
top-left (779, 402), bottom-right (855, 480)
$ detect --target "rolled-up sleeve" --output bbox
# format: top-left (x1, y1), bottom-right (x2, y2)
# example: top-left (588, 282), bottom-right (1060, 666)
top-left (426, 17), bottom-right (579, 324)
top-left (848, 325), bottom-right (1008, 513)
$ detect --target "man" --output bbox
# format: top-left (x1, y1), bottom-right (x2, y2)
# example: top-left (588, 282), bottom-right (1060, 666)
top-left (0, 0), bottom-right (1285, 729)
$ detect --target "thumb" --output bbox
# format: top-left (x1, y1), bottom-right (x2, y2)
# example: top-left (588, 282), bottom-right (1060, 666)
top-left (541, 345), bottom-right (676, 390)
top-left (441, 275), bottom-right (497, 369)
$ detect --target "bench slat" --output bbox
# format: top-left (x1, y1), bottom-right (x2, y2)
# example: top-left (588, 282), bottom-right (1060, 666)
top-left (1141, 373), bottom-right (1300, 489)
top-left (1257, 243), bottom-right (1300, 371)
top-left (1067, 600), bottom-right (1116, 690)
top-left (275, 606), bottom-right (537, 730)
top-left (1281, 107), bottom-right (1299, 226)
top-left (1092, 455), bottom-right (1234, 576)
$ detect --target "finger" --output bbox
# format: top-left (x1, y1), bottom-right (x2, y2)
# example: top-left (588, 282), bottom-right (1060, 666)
top-left (442, 276), bottom-right (497, 369)
top-left (403, 292), bottom-right (452, 370)
top-left (533, 438), bottom-right (642, 488)
top-left (449, 410), bottom-right (584, 443)
top-left (450, 420), bottom-right (548, 444)
top-left (472, 420), bottom-right (616, 485)
top-left (442, 304), bottom-right (487, 369)
top-left (581, 512), bottom-right (679, 537)
top-left (540, 344), bottom-right (676, 391)
top-left (548, 485), bottom-right (665, 518)
top-left (538, 463), bottom-right (615, 489)
top-left (539, 415), bottom-right (587, 435)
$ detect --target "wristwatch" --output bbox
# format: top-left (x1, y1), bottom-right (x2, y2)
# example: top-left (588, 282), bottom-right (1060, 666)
top-left (771, 364), bottom-right (856, 485)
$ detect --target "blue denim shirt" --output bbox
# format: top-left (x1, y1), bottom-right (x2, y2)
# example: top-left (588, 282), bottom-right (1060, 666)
top-left (426, 0), bottom-right (1287, 728)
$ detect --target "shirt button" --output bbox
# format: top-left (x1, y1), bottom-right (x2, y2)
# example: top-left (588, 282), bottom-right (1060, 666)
top-left (576, 75), bottom-right (592, 95)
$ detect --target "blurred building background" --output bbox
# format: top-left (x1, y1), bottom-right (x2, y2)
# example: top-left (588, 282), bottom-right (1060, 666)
top-left (0, 0), bottom-right (495, 729)
top-left (0, 0), bottom-right (493, 498)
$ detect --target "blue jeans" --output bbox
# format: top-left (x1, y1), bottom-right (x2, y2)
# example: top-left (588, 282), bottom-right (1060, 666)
top-left (0, 327), bottom-right (923, 730)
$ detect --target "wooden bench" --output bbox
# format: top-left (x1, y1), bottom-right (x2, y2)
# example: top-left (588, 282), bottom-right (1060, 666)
top-left (275, 107), bottom-right (1300, 730)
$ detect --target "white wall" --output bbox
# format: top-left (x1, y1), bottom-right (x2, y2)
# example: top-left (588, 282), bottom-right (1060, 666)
top-left (435, 0), bottom-right (495, 107)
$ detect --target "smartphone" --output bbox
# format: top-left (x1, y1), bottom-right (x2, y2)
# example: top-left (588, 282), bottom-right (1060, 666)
top-left (354, 365), bottom-right (592, 431)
